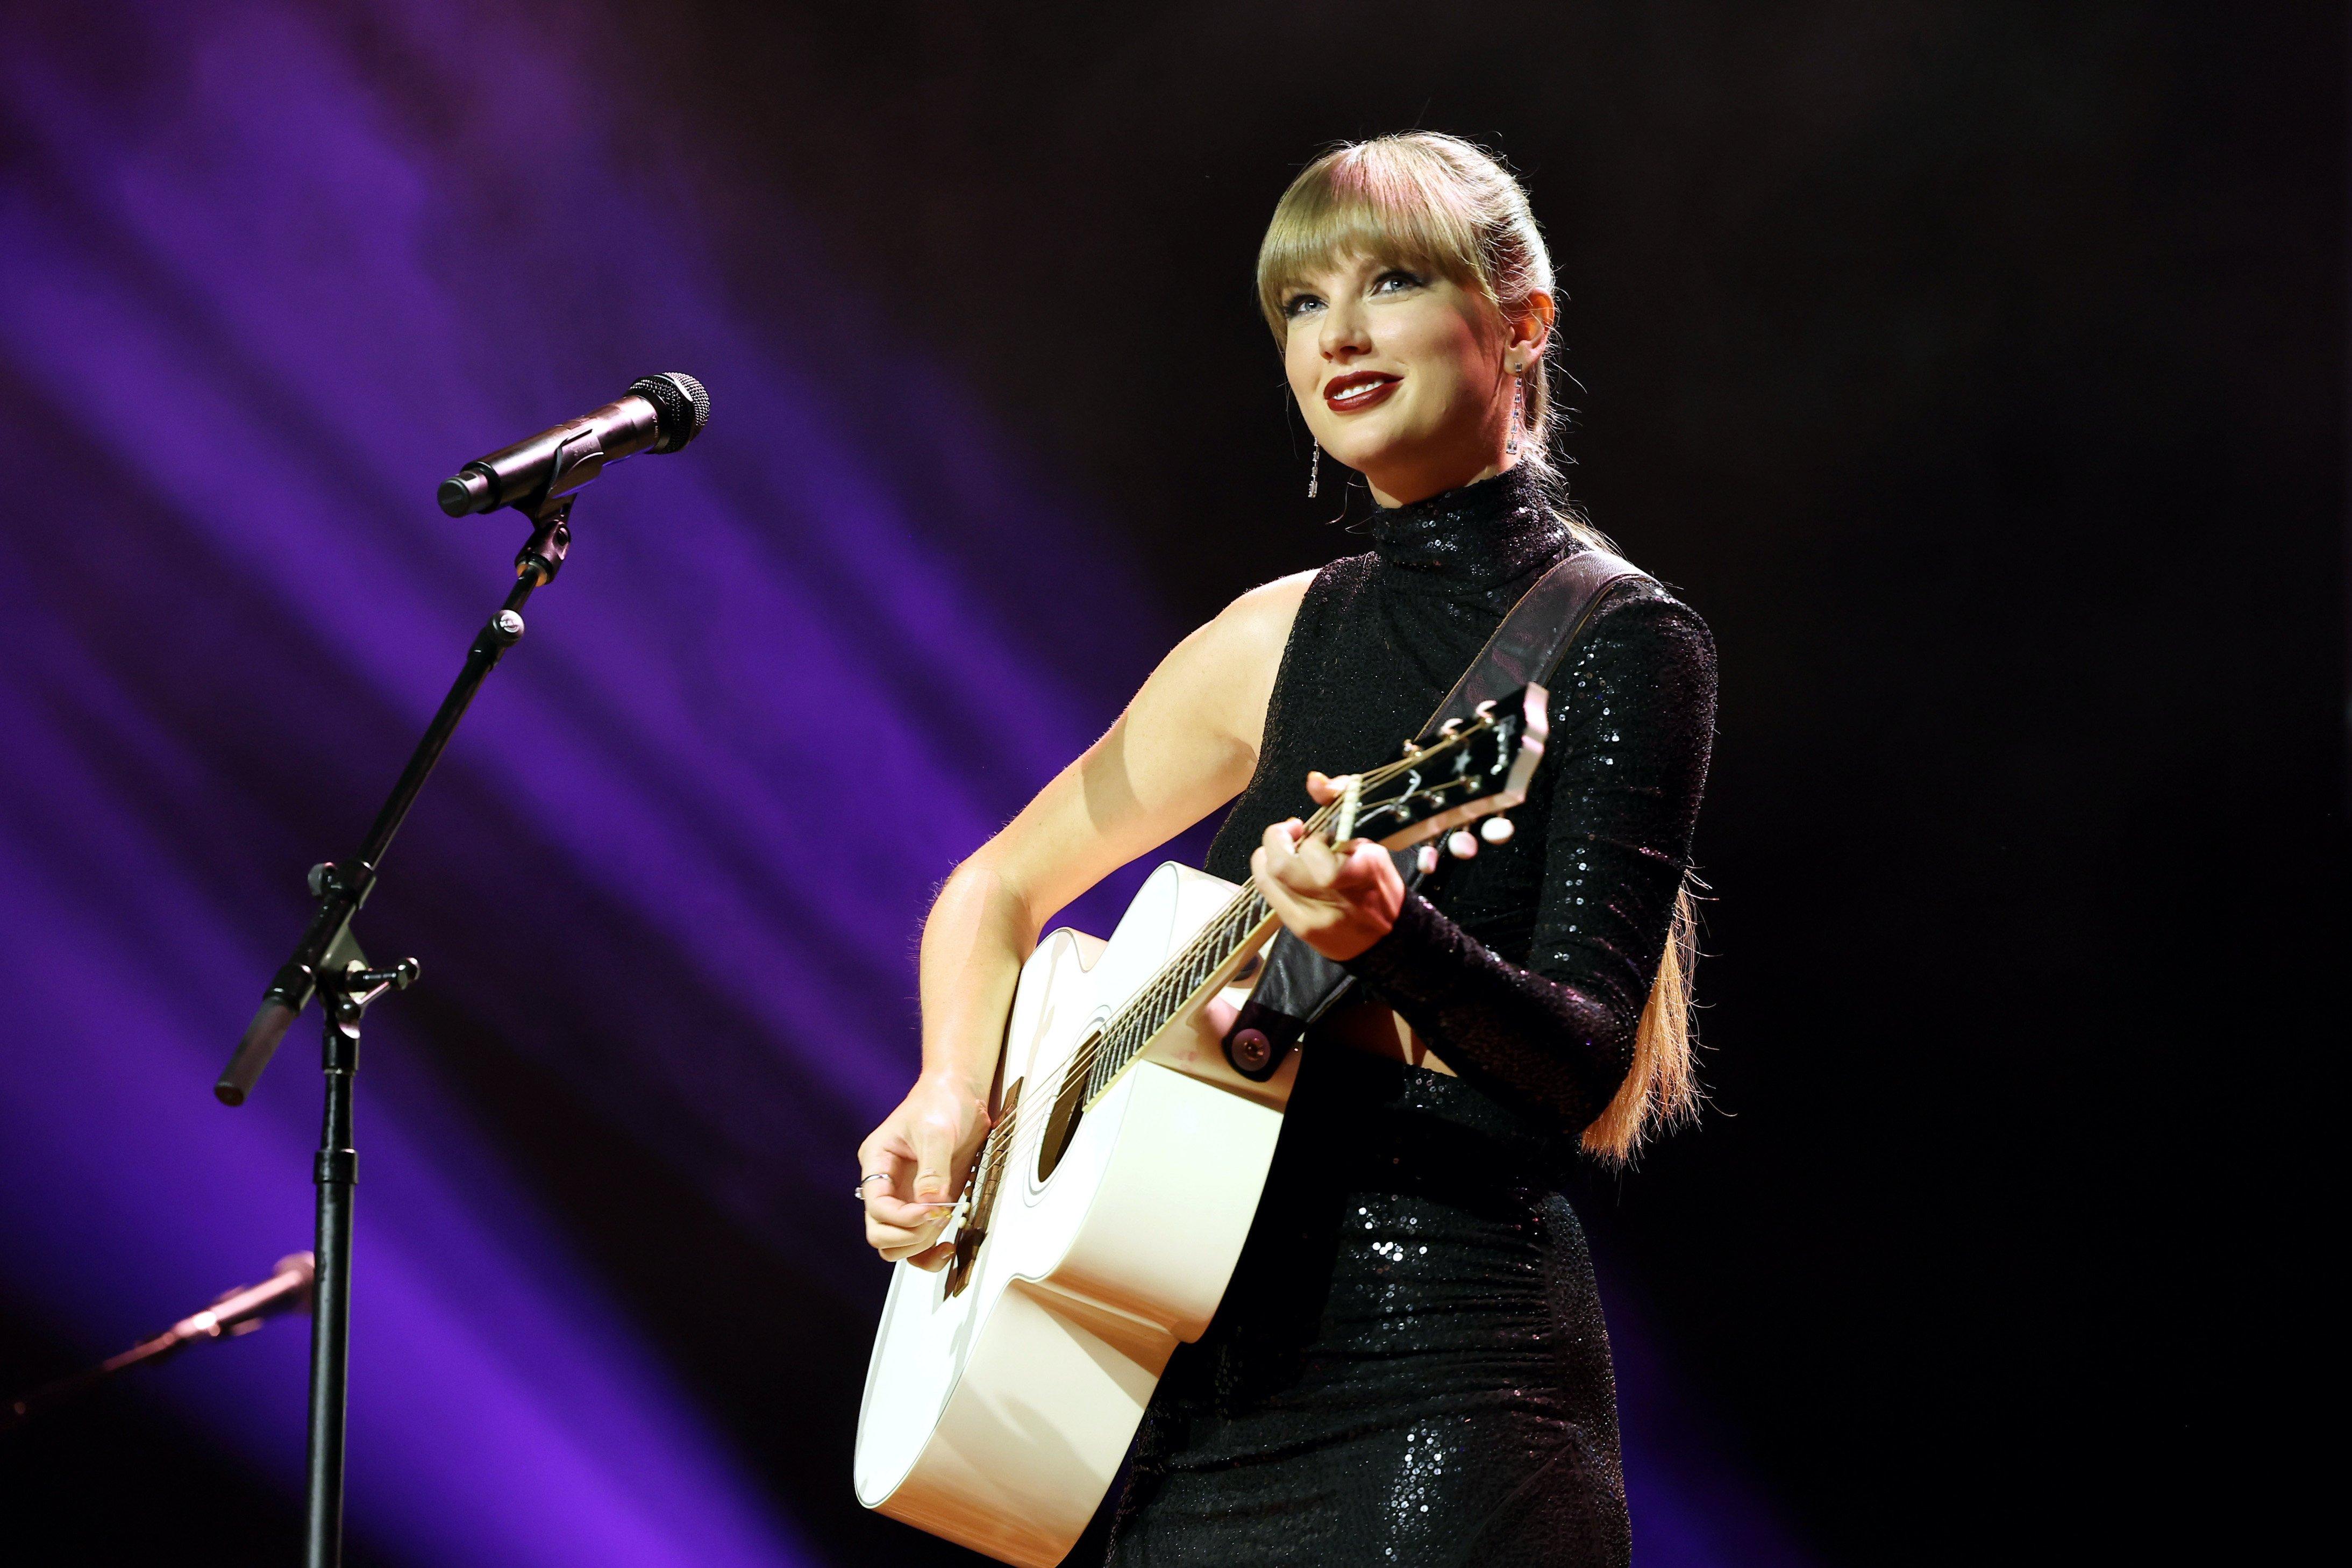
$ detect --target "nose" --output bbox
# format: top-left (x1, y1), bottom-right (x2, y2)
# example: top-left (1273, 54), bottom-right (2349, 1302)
top-left (1318, 296), bottom-right (1371, 364)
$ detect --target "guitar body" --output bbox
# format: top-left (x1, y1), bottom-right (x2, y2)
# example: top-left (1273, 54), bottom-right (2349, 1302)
top-left (854, 861), bottom-right (1296, 1567)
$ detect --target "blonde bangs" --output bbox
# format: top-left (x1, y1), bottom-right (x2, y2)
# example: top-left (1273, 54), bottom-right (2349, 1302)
top-left (1255, 144), bottom-right (1500, 338)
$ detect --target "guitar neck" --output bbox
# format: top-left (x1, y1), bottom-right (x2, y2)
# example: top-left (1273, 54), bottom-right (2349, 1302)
top-left (1065, 693), bottom-right (1540, 1113)
top-left (1082, 884), bottom-right (1281, 1107)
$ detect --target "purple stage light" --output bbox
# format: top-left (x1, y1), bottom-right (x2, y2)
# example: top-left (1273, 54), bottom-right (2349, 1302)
top-left (0, 3), bottom-right (1157, 1561)
top-left (0, 3), bottom-right (1808, 1565)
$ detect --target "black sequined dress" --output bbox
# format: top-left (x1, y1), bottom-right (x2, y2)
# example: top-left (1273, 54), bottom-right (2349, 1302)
top-left (1104, 468), bottom-right (1716, 1568)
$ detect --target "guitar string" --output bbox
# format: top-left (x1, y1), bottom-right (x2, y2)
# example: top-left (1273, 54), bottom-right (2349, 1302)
top-left (951, 713), bottom-right (1508, 1212)
top-left (1027, 709), bottom-right (1507, 1126)
top-left (957, 795), bottom-right (1348, 1207)
top-left (966, 745), bottom-right (1431, 1187)
top-left (965, 760), bottom-right (1492, 1207)
top-left (963, 840), bottom-right (1300, 1200)
top-left (958, 716), bottom-right (1509, 1208)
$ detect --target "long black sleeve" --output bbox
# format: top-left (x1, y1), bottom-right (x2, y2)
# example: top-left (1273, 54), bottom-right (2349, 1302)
top-left (1344, 589), bottom-right (1717, 1136)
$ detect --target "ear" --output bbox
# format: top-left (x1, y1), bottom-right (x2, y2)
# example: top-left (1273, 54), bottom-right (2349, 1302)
top-left (1503, 290), bottom-right (1555, 369)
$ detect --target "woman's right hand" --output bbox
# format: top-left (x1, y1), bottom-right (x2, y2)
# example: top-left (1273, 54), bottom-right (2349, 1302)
top-left (858, 1071), bottom-right (992, 1271)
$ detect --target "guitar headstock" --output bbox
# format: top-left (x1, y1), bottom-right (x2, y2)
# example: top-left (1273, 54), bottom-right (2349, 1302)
top-left (1330, 683), bottom-right (1550, 853)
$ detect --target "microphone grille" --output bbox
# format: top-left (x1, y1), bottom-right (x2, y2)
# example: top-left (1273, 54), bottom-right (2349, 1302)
top-left (630, 373), bottom-right (710, 452)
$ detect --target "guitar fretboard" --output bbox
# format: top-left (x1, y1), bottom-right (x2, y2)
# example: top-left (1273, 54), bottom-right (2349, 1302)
top-left (1081, 883), bottom-right (1277, 1104)
top-left (958, 702), bottom-right (1522, 1226)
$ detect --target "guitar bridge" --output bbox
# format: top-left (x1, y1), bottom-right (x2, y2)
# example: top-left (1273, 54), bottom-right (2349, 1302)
top-left (943, 1076), bottom-right (1021, 1299)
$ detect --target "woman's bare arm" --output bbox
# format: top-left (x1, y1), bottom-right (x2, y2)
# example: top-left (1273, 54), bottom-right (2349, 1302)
top-left (859, 571), bottom-right (1310, 1266)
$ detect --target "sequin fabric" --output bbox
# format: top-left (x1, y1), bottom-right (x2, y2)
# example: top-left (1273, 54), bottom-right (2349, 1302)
top-left (1105, 468), bottom-right (1715, 1567)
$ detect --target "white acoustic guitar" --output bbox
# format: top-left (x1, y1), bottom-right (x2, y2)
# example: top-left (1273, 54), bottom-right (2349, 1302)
top-left (854, 687), bottom-right (1550, 1566)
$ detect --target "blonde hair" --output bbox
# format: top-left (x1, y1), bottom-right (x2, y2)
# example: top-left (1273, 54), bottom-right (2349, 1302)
top-left (1260, 132), bottom-right (1701, 1163)
top-left (1582, 880), bottom-right (1704, 1163)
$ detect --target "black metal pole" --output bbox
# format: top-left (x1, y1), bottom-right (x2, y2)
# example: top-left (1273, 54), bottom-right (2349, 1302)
top-left (305, 998), bottom-right (360, 1568)
top-left (296, 956), bottom-right (415, 1568)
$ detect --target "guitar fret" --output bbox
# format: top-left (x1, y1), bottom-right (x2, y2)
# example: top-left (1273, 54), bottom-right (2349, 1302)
top-left (1088, 861), bottom-right (1342, 1107)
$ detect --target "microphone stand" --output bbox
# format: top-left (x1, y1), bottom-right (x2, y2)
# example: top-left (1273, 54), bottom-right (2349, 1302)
top-left (213, 487), bottom-right (578, 1568)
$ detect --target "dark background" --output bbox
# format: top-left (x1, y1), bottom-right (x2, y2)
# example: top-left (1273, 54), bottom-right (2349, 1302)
top-left (3, 3), bottom-right (2341, 1565)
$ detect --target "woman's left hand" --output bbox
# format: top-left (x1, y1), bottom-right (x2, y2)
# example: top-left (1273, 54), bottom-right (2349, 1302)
top-left (1251, 771), bottom-right (1407, 962)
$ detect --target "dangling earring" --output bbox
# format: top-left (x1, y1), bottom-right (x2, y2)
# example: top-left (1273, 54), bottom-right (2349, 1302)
top-left (1308, 436), bottom-right (1321, 498)
top-left (1505, 371), bottom-right (1525, 456)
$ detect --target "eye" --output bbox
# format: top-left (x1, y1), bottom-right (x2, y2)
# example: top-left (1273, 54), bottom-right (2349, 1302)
top-left (1371, 268), bottom-right (1426, 296)
top-left (1281, 291), bottom-right (1325, 320)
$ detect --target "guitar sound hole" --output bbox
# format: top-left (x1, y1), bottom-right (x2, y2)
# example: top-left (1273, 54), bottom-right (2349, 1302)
top-left (1036, 1034), bottom-right (1099, 1184)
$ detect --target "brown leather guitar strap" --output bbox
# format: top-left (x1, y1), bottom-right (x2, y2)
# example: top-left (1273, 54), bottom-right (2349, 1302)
top-left (1222, 548), bottom-right (1655, 1081)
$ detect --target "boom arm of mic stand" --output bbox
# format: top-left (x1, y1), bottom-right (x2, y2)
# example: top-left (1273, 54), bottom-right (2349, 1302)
top-left (214, 496), bottom-right (573, 1106)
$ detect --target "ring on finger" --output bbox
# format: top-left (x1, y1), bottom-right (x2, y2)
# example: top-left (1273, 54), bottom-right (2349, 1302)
top-left (853, 1172), bottom-right (890, 1201)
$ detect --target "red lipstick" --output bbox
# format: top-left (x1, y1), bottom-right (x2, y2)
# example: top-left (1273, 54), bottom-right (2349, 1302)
top-left (1323, 370), bottom-right (1400, 414)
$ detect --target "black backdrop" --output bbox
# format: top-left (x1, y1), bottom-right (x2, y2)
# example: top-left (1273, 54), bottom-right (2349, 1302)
top-left (3, 4), bottom-right (2340, 1564)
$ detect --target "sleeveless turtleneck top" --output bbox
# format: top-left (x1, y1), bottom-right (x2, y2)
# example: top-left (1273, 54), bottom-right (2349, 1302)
top-left (1109, 469), bottom-right (1717, 1567)
top-left (1203, 466), bottom-right (1717, 1139)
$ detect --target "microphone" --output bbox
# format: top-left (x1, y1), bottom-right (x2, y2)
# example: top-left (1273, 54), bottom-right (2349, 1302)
top-left (156, 1252), bottom-right (317, 1349)
top-left (2, 1253), bottom-right (316, 1430)
top-left (437, 373), bottom-right (709, 516)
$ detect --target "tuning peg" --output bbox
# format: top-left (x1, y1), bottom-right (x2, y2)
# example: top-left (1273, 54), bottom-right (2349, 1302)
top-left (1447, 829), bottom-right (1479, 859)
top-left (1416, 844), bottom-right (1440, 875)
top-left (1480, 815), bottom-right (1515, 845)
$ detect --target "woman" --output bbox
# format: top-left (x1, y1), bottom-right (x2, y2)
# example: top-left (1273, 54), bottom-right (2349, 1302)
top-left (860, 132), bottom-right (1715, 1567)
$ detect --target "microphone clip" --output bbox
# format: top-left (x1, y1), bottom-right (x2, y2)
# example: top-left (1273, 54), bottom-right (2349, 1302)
top-left (515, 495), bottom-right (574, 586)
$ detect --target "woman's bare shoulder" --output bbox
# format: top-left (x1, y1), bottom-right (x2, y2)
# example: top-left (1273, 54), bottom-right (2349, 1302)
top-left (1205, 568), bottom-right (1317, 662)
top-left (1196, 568), bottom-right (1316, 752)
top-left (1132, 568), bottom-right (1319, 764)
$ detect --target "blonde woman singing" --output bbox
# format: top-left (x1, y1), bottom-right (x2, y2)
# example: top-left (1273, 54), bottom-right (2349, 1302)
top-left (861, 133), bottom-right (1716, 1566)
